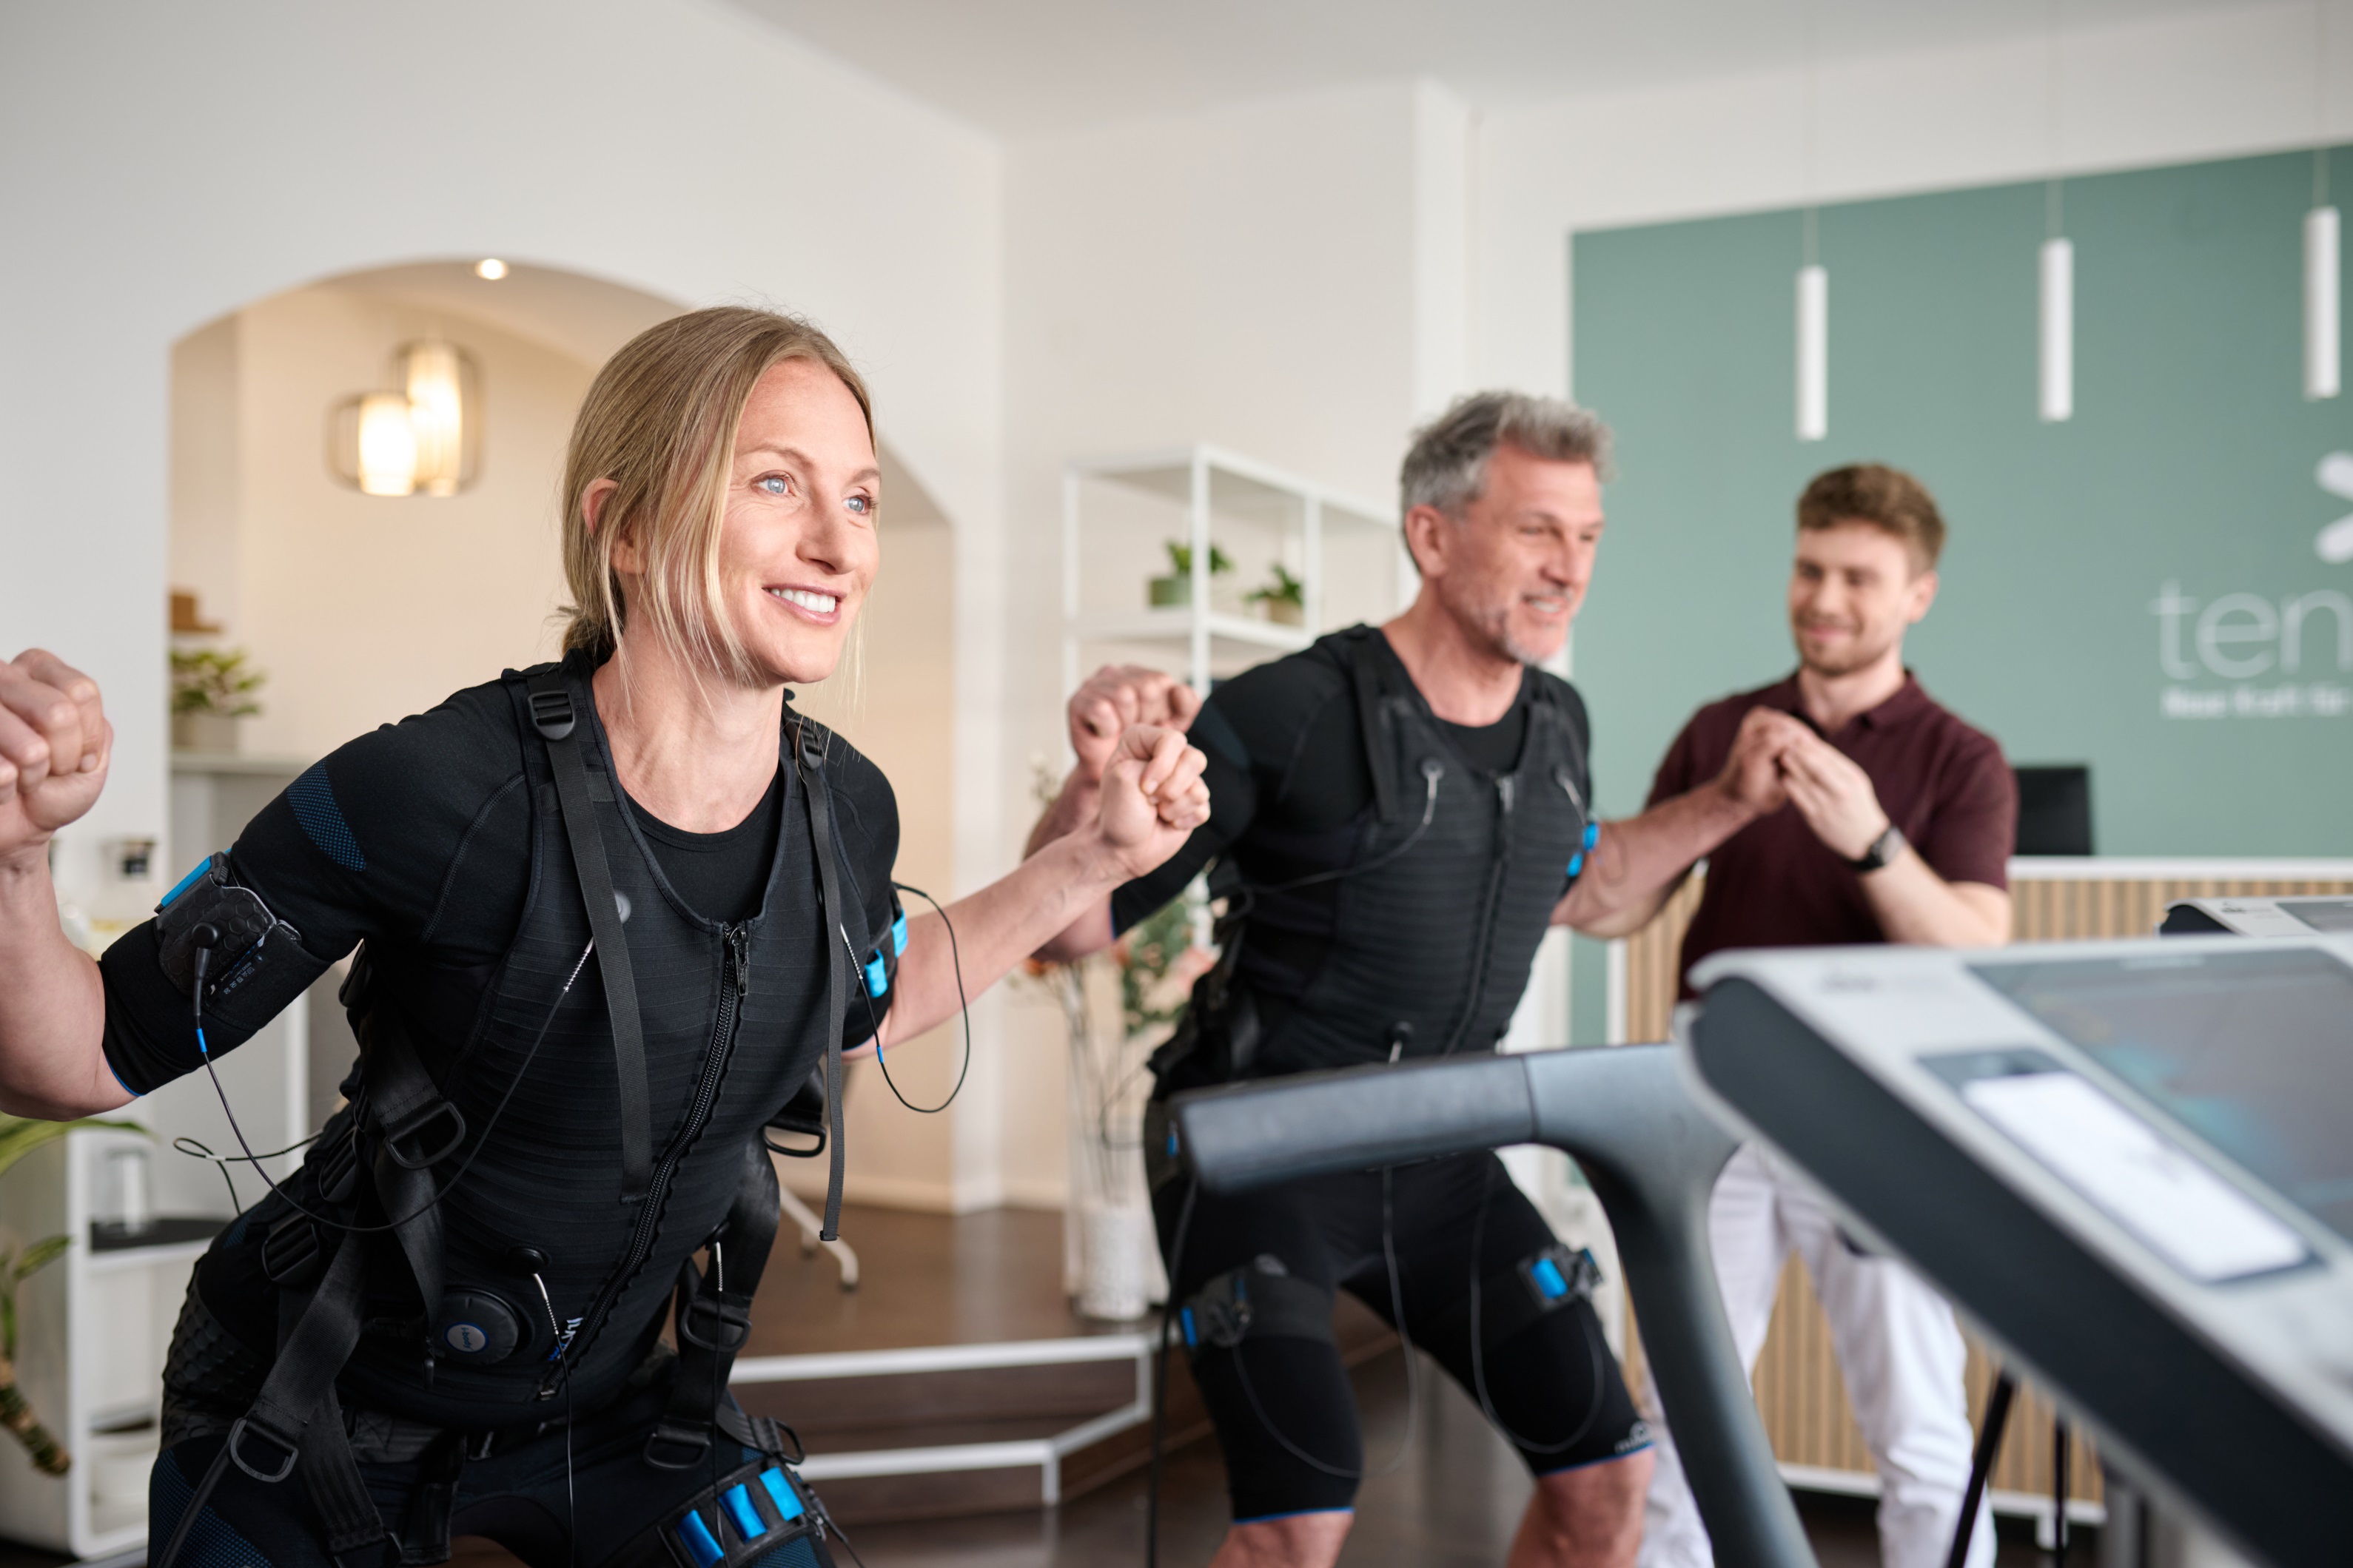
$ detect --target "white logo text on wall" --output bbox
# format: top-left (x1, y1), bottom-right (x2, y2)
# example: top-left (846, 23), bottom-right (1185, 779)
top-left (2150, 584), bottom-right (2352, 719)
top-left (2149, 454), bottom-right (2353, 720)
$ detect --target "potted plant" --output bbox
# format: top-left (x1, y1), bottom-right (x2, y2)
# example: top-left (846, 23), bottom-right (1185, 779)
top-left (169, 647), bottom-right (265, 753)
top-left (1146, 539), bottom-right (1233, 608)
top-left (1244, 563), bottom-right (1306, 626)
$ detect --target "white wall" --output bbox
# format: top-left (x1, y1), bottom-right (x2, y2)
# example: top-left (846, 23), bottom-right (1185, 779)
top-left (990, 79), bottom-right (1479, 1208)
top-left (1475, 0), bottom-right (2353, 399)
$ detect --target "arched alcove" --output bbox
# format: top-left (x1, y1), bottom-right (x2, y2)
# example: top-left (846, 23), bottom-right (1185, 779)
top-left (166, 258), bottom-right (958, 1136)
top-left (169, 258), bottom-right (953, 765)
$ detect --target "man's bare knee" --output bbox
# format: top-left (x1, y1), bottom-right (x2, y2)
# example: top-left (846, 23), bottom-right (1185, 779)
top-left (1520, 1449), bottom-right (1653, 1567)
top-left (1209, 1509), bottom-right (1354, 1568)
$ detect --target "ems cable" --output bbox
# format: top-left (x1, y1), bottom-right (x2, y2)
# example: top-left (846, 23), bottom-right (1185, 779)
top-left (177, 921), bottom-right (598, 1234)
top-left (1463, 1160), bottom-right (1608, 1456)
top-left (842, 881), bottom-right (971, 1116)
top-left (1221, 1167), bottom-right (1424, 1481)
top-left (1143, 1169), bottom-right (1426, 1565)
top-left (170, 1131), bottom-right (320, 1214)
top-left (1230, 758), bottom-right (1444, 911)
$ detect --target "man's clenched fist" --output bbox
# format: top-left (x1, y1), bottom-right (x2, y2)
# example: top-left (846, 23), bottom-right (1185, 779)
top-left (1067, 664), bottom-right (1201, 781)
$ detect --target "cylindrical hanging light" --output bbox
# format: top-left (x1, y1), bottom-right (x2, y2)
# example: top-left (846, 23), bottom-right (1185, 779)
top-left (325, 340), bottom-right (483, 497)
top-left (1796, 263), bottom-right (1828, 442)
top-left (403, 340), bottom-right (471, 497)
top-left (355, 393), bottom-right (419, 496)
top-left (2039, 236), bottom-right (2074, 423)
top-left (2309, 204), bottom-right (2340, 400)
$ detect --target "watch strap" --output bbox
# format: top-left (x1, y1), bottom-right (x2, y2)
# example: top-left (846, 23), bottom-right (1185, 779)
top-left (1847, 824), bottom-right (1906, 872)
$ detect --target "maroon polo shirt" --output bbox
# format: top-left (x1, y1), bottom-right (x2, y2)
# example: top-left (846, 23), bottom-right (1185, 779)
top-left (1646, 671), bottom-right (2017, 995)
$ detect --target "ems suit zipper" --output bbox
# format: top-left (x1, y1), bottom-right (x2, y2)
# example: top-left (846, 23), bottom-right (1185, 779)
top-left (1437, 776), bottom-right (1515, 1056)
top-left (541, 923), bottom-right (751, 1397)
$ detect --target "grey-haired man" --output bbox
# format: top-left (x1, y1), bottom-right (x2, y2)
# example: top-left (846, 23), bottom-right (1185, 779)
top-left (1026, 392), bottom-right (1803, 1568)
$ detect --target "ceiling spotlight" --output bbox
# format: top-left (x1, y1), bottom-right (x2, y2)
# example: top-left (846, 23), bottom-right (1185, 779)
top-left (475, 258), bottom-right (508, 280)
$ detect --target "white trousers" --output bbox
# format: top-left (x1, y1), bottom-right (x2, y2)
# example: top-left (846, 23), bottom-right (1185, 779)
top-left (1637, 1145), bottom-right (1994, 1568)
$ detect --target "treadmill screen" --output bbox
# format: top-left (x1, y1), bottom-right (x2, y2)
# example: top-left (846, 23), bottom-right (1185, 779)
top-left (1971, 946), bottom-right (2353, 1248)
top-left (2284, 898), bottom-right (2353, 933)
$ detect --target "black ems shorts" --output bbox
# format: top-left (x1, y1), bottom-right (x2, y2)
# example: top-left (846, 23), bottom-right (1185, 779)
top-left (1153, 1147), bottom-right (1652, 1522)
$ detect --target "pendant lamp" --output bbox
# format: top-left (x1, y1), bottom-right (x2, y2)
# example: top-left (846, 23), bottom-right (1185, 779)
top-left (2039, 232), bottom-right (2073, 423)
top-left (326, 339), bottom-right (483, 497)
top-left (1796, 260), bottom-right (1828, 443)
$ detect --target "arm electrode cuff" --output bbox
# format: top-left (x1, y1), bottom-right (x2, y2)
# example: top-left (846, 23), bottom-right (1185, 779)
top-left (153, 852), bottom-right (318, 1032)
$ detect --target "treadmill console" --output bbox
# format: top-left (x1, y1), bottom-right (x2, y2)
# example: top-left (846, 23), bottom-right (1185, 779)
top-left (1685, 935), bottom-right (2353, 1567)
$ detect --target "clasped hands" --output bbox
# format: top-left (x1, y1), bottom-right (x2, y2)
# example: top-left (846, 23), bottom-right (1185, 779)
top-left (1066, 664), bottom-right (1211, 878)
top-left (1715, 706), bottom-right (1893, 865)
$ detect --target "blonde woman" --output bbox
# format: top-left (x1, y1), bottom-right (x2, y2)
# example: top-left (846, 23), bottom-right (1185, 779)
top-left (0, 306), bottom-right (1207, 1568)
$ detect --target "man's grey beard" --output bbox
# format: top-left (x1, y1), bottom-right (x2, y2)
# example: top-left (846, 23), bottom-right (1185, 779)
top-left (1471, 598), bottom-right (1548, 667)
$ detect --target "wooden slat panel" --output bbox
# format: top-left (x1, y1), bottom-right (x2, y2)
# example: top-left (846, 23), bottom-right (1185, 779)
top-left (1620, 872), bottom-right (2353, 1500)
top-left (1623, 873), bottom-right (1707, 1045)
top-left (1752, 1258), bottom-right (2104, 1503)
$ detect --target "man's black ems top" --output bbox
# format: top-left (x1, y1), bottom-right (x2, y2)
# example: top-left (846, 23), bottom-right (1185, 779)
top-left (1110, 627), bottom-right (1590, 1078)
top-left (98, 677), bottom-right (898, 1096)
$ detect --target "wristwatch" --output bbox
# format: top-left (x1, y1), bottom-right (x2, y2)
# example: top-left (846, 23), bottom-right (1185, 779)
top-left (1847, 824), bottom-right (1906, 873)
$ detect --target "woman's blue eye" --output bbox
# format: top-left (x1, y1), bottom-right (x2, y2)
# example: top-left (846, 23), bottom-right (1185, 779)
top-left (846, 495), bottom-right (872, 516)
top-left (759, 475), bottom-right (790, 495)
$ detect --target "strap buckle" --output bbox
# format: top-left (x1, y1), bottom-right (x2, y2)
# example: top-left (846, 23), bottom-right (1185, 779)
top-left (261, 1219), bottom-right (325, 1288)
top-left (793, 718), bottom-right (826, 773)
top-left (677, 1293), bottom-right (751, 1354)
top-left (226, 1416), bottom-right (302, 1483)
top-left (312, 1121), bottom-right (360, 1205)
top-left (529, 689), bottom-right (576, 741)
top-left (642, 1419), bottom-right (713, 1471)
top-left (380, 1099), bottom-right (467, 1169)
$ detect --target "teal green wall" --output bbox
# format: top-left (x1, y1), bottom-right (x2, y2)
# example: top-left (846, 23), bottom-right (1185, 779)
top-left (1565, 146), bottom-right (2353, 1042)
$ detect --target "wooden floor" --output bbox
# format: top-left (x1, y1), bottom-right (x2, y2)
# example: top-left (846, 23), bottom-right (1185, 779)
top-left (747, 1202), bottom-right (1132, 1355)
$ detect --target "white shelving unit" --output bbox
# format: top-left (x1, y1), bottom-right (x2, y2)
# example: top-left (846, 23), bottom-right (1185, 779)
top-left (1061, 444), bottom-right (1402, 698)
top-left (0, 1129), bottom-right (218, 1559)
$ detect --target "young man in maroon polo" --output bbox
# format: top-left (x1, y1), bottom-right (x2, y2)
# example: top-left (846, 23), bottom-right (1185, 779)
top-left (1625, 465), bottom-right (2017, 1568)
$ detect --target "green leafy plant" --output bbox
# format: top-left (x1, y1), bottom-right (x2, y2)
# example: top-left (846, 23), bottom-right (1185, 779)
top-left (169, 647), bottom-right (266, 719)
top-left (1117, 898), bottom-right (1198, 1039)
top-left (0, 1114), bottom-right (147, 1476)
top-left (1243, 563), bottom-right (1304, 610)
top-left (1162, 539), bottom-right (1234, 576)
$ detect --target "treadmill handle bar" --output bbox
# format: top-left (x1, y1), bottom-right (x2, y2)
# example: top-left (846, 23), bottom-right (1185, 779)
top-left (1172, 1046), bottom-right (1817, 1568)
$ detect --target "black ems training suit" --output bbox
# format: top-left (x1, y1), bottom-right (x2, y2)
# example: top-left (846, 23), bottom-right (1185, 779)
top-left (1123, 627), bottom-right (1650, 1522)
top-left (102, 652), bottom-right (902, 1568)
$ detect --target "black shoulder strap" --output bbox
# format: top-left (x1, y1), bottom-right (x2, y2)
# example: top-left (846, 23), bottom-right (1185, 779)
top-left (1346, 630), bottom-right (1402, 824)
top-left (525, 667), bottom-right (651, 1205)
top-left (791, 714), bottom-right (851, 1242)
top-left (1530, 672), bottom-right (1592, 818)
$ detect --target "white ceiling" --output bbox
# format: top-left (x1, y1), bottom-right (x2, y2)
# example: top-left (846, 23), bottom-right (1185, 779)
top-left (724, 0), bottom-right (2272, 137)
